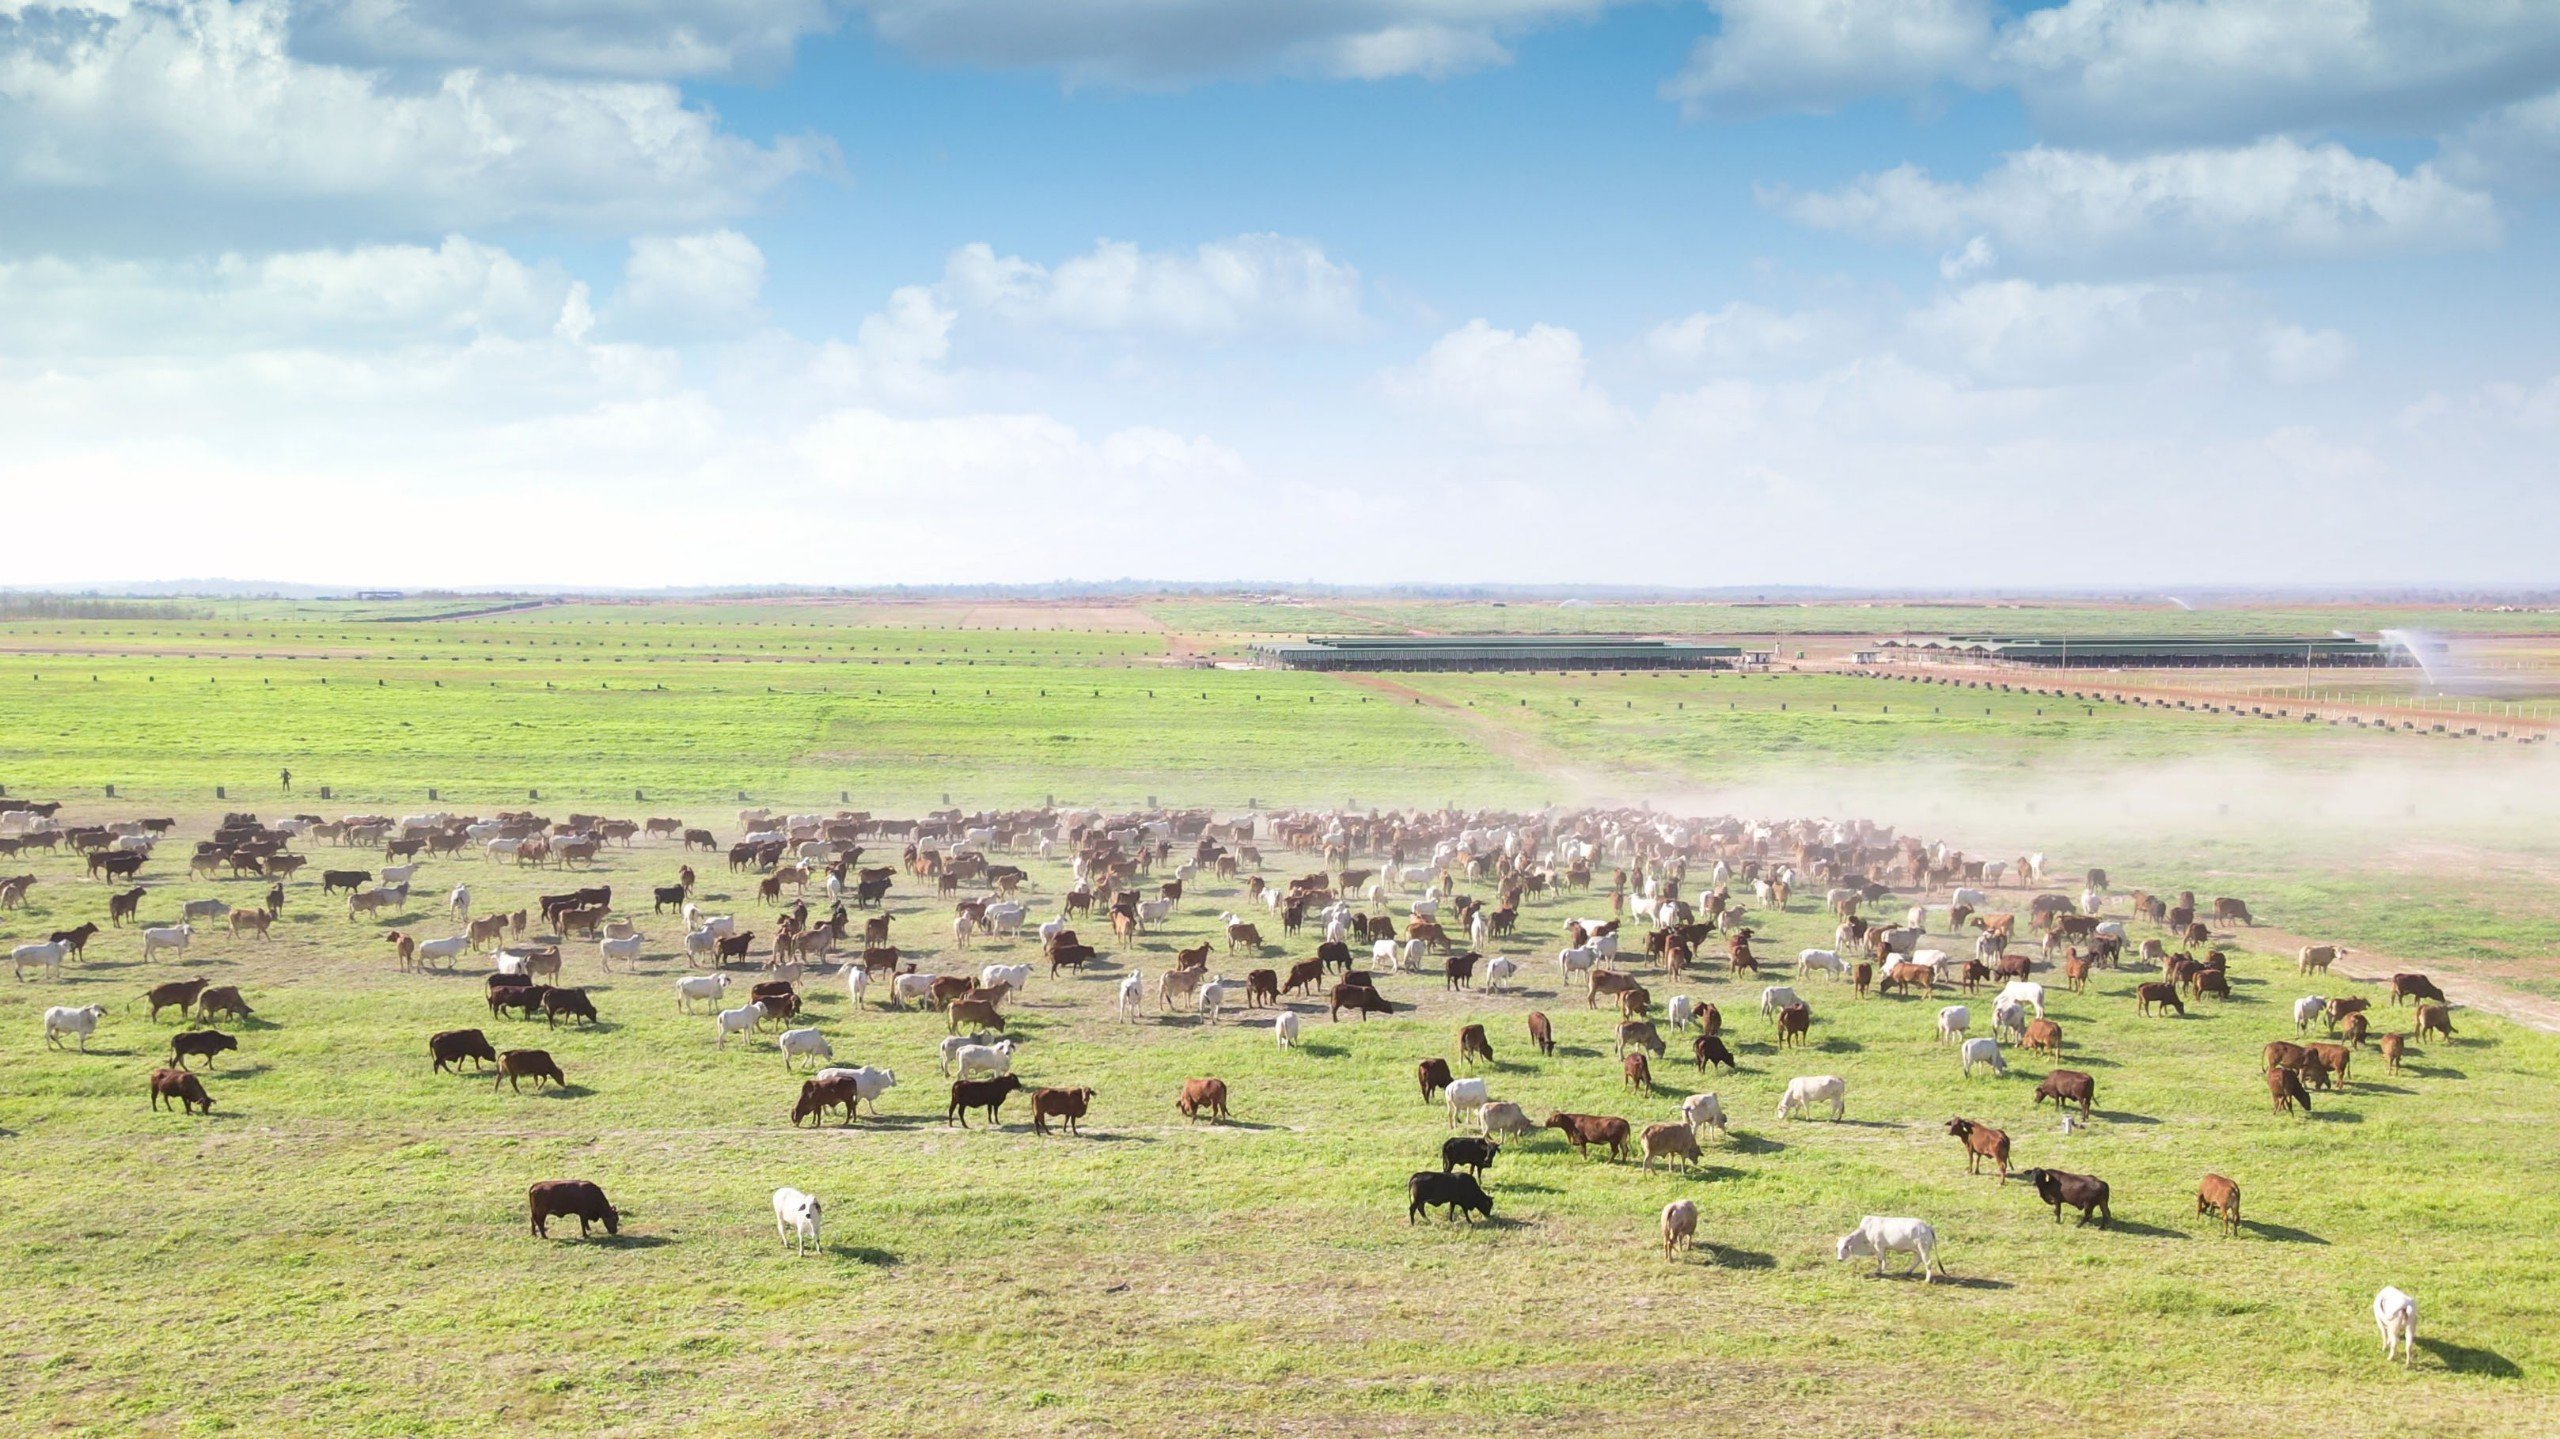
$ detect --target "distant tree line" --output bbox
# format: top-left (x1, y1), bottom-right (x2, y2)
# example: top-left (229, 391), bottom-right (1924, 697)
top-left (0, 595), bottom-right (208, 620)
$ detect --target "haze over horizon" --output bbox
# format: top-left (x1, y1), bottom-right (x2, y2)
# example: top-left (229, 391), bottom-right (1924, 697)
top-left (5, 1), bottom-right (2559, 588)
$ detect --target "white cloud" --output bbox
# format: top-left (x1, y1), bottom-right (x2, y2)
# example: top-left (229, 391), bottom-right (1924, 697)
top-left (291, 0), bottom-right (837, 80)
top-left (1645, 301), bottom-right (1858, 373)
top-left (1777, 138), bottom-right (2499, 273)
top-left (2443, 86), bottom-right (2560, 192)
top-left (0, 0), bottom-right (825, 242)
top-left (851, 0), bottom-right (1610, 85)
top-left (941, 235), bottom-right (1364, 341)
top-left (612, 230), bottom-right (768, 335)
top-left (1384, 319), bottom-right (1623, 443)
top-left (1665, 0), bottom-right (1996, 119)
top-left (1902, 278), bottom-right (2353, 385)
top-left (1664, 0), bottom-right (2560, 143)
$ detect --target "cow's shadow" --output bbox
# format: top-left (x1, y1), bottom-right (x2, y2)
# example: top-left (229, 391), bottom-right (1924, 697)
top-left (2099, 1219), bottom-right (2189, 1239)
top-left (2421, 1340), bottom-right (2521, 1377)
top-left (2306, 1108), bottom-right (2363, 1124)
top-left (2090, 1109), bottom-right (2158, 1125)
top-left (1720, 1132), bottom-right (1784, 1155)
top-left (593, 1234), bottom-right (674, 1250)
top-left (833, 1244), bottom-right (901, 1267)
top-left (1930, 1274), bottom-right (2013, 1291)
top-left (2241, 1220), bottom-right (2327, 1245)
top-left (1699, 1244), bottom-right (1775, 1269)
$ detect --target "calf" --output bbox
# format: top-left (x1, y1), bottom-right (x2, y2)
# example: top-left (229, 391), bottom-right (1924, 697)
top-left (1440, 1136), bottom-right (1499, 1176)
top-left (1622, 1053), bottom-right (1654, 1092)
top-left (2415, 1002), bottom-right (2456, 1043)
top-left (1693, 1032), bottom-right (1737, 1073)
top-left (1616, 1019), bottom-right (1665, 1058)
top-left (1544, 1111), bottom-right (1631, 1161)
top-left (1407, 1171), bottom-right (1493, 1224)
top-left (1662, 1198), bottom-right (1699, 1260)
top-left (1417, 1057), bottom-right (1455, 1102)
top-left (2379, 1032), bottom-right (2408, 1074)
top-left (1526, 1010), bottom-right (1554, 1056)
top-left (1945, 1117), bottom-right (2010, 1176)
top-left (2032, 1068), bottom-right (2095, 1119)
top-left (1329, 982), bottom-right (1394, 1022)
top-left (495, 1049), bottom-right (566, 1094)
top-left (1775, 1002), bottom-right (1811, 1048)
top-left (2374, 1287), bottom-right (2418, 1367)
top-left (2014, 1167), bottom-right (2111, 1227)
top-left (1778, 1074), bottom-right (1845, 1121)
top-left (168, 1030), bottom-right (238, 1070)
top-left (430, 1028), bottom-right (498, 1073)
top-left (2392, 972), bottom-right (2446, 1007)
top-left (527, 1180), bottom-right (618, 1239)
top-left (2135, 982), bottom-right (2185, 1017)
top-left (195, 986), bottom-right (253, 1023)
top-left (2267, 1064), bottom-right (2313, 1114)
top-left (142, 978), bottom-right (210, 1023)
top-left (1836, 1216), bottom-right (1939, 1281)
top-left (148, 1067), bottom-right (215, 1114)
top-left (1640, 1121), bottom-right (1700, 1173)
top-left (2198, 1173), bottom-right (2242, 1237)
top-left (2022, 1018), bottom-right (2062, 1057)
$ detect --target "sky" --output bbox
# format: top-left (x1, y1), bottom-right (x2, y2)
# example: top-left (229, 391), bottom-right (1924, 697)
top-left (5, 0), bottom-right (2560, 589)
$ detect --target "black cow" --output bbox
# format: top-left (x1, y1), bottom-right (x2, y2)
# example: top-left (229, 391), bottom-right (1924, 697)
top-left (1407, 1170), bottom-right (1494, 1224)
top-left (430, 1028), bottom-right (500, 1073)
top-left (2013, 1168), bottom-right (2111, 1228)
top-left (1440, 1136), bottom-right (1499, 1176)
top-left (168, 1030), bottom-right (239, 1069)
top-left (946, 1073), bottom-right (1026, 1128)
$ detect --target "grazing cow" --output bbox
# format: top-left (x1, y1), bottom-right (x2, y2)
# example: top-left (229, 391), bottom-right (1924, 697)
top-left (1836, 1216), bottom-right (1939, 1282)
top-left (1526, 1010), bottom-right (1555, 1057)
top-left (1881, 962), bottom-right (1933, 997)
top-left (1330, 982), bottom-right (1394, 1022)
top-left (1281, 958), bottom-right (1327, 996)
top-left (1996, 980), bottom-right (2045, 1018)
top-left (1616, 1019), bottom-right (1666, 1059)
top-left (1031, 1086), bottom-right (1096, 1136)
top-left (1778, 1075), bottom-right (1845, 1122)
top-left (430, 1028), bottom-right (498, 1073)
top-left (777, 1027), bottom-right (832, 1071)
top-left (44, 1003), bottom-right (109, 1051)
top-left (2015, 1167), bottom-right (2111, 1227)
top-left (2392, 973), bottom-right (2447, 1007)
top-left (541, 988), bottom-right (598, 1027)
top-left (1483, 956), bottom-right (1518, 992)
top-left (772, 1187), bottom-right (823, 1255)
top-left (1758, 984), bottom-right (1799, 1019)
top-left (1176, 1077), bottom-right (1231, 1123)
top-left (2306, 1042), bottom-right (2353, 1086)
top-left (1441, 1136), bottom-right (1499, 1176)
top-left (1693, 1032), bottom-right (1737, 1073)
top-left (2033, 1068), bottom-right (2095, 1119)
top-left (1273, 1011), bottom-right (1300, 1048)
top-left (1937, 1004), bottom-right (1970, 1044)
top-left (1407, 1171), bottom-right (1493, 1224)
top-left (1946, 1117), bottom-right (2009, 1176)
top-left (1959, 1037), bottom-right (2005, 1077)
top-left (527, 1180), bottom-right (618, 1239)
top-left (169, 1029), bottom-right (239, 1069)
top-left (196, 986), bottom-right (252, 1023)
top-left (1246, 969), bottom-right (1280, 1008)
top-left (1639, 1120), bottom-right (1699, 1172)
top-left (142, 978), bottom-right (209, 1023)
top-left (946, 1073), bottom-right (1028, 1128)
top-left (2298, 944), bottom-right (2341, 975)
top-left (2135, 982), bottom-right (2185, 1017)
top-left (1417, 1057), bottom-right (1455, 1101)
top-left (149, 1067), bottom-right (215, 1114)
top-left (1544, 1111), bottom-right (1632, 1161)
top-left (947, 998), bottom-right (1006, 1035)
top-left (1443, 1076), bottom-right (1491, 1127)
top-left (2374, 1287), bottom-right (2418, 1366)
top-left (1662, 1198), bottom-right (1700, 1260)
top-left (1477, 1101), bottom-right (1535, 1138)
top-left (2415, 1003), bottom-right (2456, 1043)
top-left (2380, 1032), bottom-right (2408, 1073)
top-left (2340, 1011), bottom-right (2370, 1049)
top-left (794, 1066), bottom-right (896, 1125)
top-left (495, 1050), bottom-right (566, 1094)
top-left (2022, 1018), bottom-right (2062, 1057)
top-left (1775, 1002), bottom-right (1812, 1048)
top-left (1623, 1053), bottom-right (1654, 1092)
top-left (2266, 1065), bottom-right (2312, 1115)
top-left (2198, 1174), bottom-right (2242, 1237)
top-left (1458, 1023), bottom-right (1495, 1066)
top-left (1678, 1092), bottom-right (1728, 1139)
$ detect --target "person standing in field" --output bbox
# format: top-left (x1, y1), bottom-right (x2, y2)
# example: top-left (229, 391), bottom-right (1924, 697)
top-left (280, 767), bottom-right (292, 792)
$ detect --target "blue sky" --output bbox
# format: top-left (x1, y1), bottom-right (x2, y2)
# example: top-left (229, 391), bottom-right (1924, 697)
top-left (4, 1), bottom-right (2559, 587)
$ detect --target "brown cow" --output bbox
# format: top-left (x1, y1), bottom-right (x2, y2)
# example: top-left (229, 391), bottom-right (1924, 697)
top-left (1526, 1010), bottom-right (1554, 1056)
top-left (495, 1049), bottom-right (565, 1094)
top-left (1245, 969), bottom-right (1279, 1007)
top-left (2135, 982), bottom-right (2185, 1017)
top-left (1851, 961), bottom-right (1873, 997)
top-left (1031, 1086), bottom-right (1095, 1136)
top-left (1330, 982), bottom-right (1394, 1022)
top-left (1693, 1032), bottom-right (1736, 1073)
top-left (1176, 1077), bottom-right (1230, 1123)
top-left (2198, 1174), bottom-right (2242, 1236)
top-left (527, 1179), bottom-right (618, 1238)
top-left (947, 998), bottom-right (1006, 1035)
top-left (2305, 1042), bottom-right (2352, 1086)
top-left (2340, 1011), bottom-right (2370, 1049)
top-left (1417, 1057), bottom-right (1454, 1101)
top-left (2392, 973), bottom-right (2447, 1007)
top-left (1622, 1052), bottom-right (1654, 1092)
top-left (2022, 1018), bottom-right (2062, 1057)
top-left (1458, 1023), bottom-right (1494, 1066)
top-left (1617, 1019), bottom-right (1665, 1058)
top-left (1775, 1002), bottom-right (1811, 1048)
top-left (2380, 1032), bottom-right (2408, 1073)
top-left (142, 978), bottom-right (210, 1023)
top-left (2032, 1068), bottom-right (2095, 1119)
top-left (2327, 996), bottom-right (2371, 1030)
top-left (228, 908), bottom-right (274, 940)
top-left (195, 986), bottom-right (253, 1023)
top-left (947, 1073), bottom-right (1027, 1127)
top-left (2267, 1065), bottom-right (2311, 1114)
top-left (430, 1028), bottom-right (498, 1073)
top-left (1946, 1117), bottom-right (2010, 1176)
top-left (1640, 1121), bottom-right (1700, 1173)
top-left (148, 1066), bottom-right (215, 1114)
top-left (2263, 1040), bottom-right (2309, 1072)
top-left (1587, 970), bottom-right (1639, 1009)
top-left (168, 1029), bottom-right (238, 1069)
top-left (1544, 1111), bottom-right (1631, 1161)
top-left (1881, 962), bottom-right (1933, 997)
top-left (1282, 958), bottom-right (1327, 996)
top-left (2415, 1002), bottom-right (2456, 1043)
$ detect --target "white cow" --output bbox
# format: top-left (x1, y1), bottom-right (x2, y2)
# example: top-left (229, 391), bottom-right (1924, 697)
top-left (1797, 948), bottom-right (1845, 981)
top-left (684, 927), bottom-right (720, 960)
top-left (1937, 1005), bottom-right (1971, 1044)
top-left (1372, 939), bottom-right (1401, 971)
top-left (811, 1065), bottom-right (897, 1116)
top-left (1136, 898), bottom-right (1174, 926)
top-left (141, 923), bottom-right (194, 961)
top-left (675, 974), bottom-right (731, 1012)
top-left (701, 915), bottom-right (738, 938)
top-left (948, 1039), bottom-right (1016, 1079)
top-left (43, 1003), bottom-right (107, 1051)
top-left (1996, 980), bottom-right (2046, 1019)
top-left (12, 940), bottom-right (66, 981)
top-left (413, 934), bottom-right (470, 970)
top-left (2294, 995), bottom-right (2327, 1033)
top-left (1951, 887), bottom-right (1988, 911)
top-left (1444, 1076), bottom-right (1492, 1127)
top-left (599, 934), bottom-right (644, 970)
top-left (983, 903), bottom-right (1027, 936)
top-left (773, 1187), bottom-right (823, 1255)
top-left (1274, 1011), bottom-right (1301, 1048)
top-left (1666, 995), bottom-right (1698, 1030)
top-left (714, 1001), bottom-right (767, 1047)
top-left (1681, 1092), bottom-right (1728, 1136)
top-left (1836, 1216), bottom-right (1940, 1282)
top-left (449, 885), bottom-right (472, 921)
top-left (1558, 946), bottom-right (1598, 982)
top-left (777, 1028), bottom-right (832, 1070)
top-left (1993, 999), bottom-right (2028, 1042)
top-left (1477, 1100), bottom-right (1535, 1137)
top-left (486, 838), bottom-right (523, 863)
top-left (843, 964), bottom-right (870, 1008)
top-left (182, 898), bottom-right (230, 926)
top-left (1038, 917), bottom-right (1070, 948)
top-left (1402, 938), bottom-right (1428, 972)
top-left (380, 864), bottom-right (418, 887)
top-left (1778, 1074), bottom-right (1846, 1121)
top-left (1199, 980), bottom-right (1235, 1021)
top-left (890, 972), bottom-right (940, 1009)
top-left (978, 962), bottom-right (1031, 994)
top-left (1960, 1037), bottom-right (2006, 1076)
top-left (2373, 1287), bottom-right (2417, 1366)
top-left (1484, 957), bottom-right (1519, 993)
top-left (1118, 971), bottom-right (1145, 1021)
top-left (1759, 985), bottom-right (1800, 1019)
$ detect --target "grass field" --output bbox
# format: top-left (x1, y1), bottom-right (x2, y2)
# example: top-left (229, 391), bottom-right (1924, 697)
top-left (2, 599), bottom-right (2556, 1436)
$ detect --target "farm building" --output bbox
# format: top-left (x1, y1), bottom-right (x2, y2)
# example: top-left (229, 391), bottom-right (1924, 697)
top-left (1251, 635), bottom-right (1742, 672)
top-left (1875, 634), bottom-right (2410, 668)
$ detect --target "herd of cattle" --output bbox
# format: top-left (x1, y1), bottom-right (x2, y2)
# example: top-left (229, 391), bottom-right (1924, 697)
top-left (8, 798), bottom-right (2456, 1364)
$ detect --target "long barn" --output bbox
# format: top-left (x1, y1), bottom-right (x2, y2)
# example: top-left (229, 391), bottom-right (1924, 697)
top-left (1876, 634), bottom-right (2410, 668)
top-left (1251, 635), bottom-right (1743, 672)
